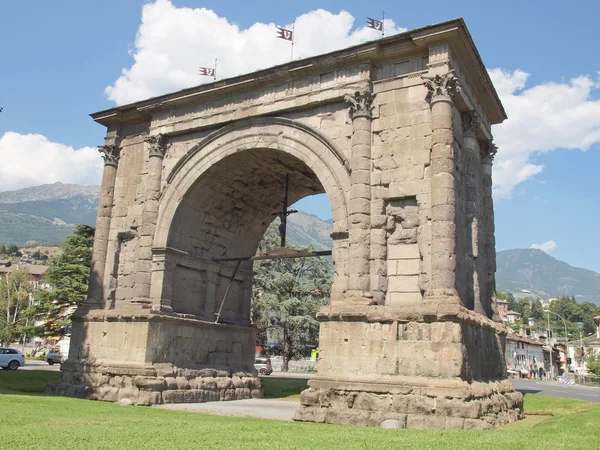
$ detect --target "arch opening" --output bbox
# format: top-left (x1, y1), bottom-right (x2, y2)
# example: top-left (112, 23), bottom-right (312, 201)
top-left (159, 148), bottom-right (340, 327)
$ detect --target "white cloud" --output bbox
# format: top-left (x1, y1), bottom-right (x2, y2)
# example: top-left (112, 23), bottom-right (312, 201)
top-left (490, 69), bottom-right (600, 198)
top-left (0, 132), bottom-right (102, 192)
top-left (530, 240), bottom-right (557, 253)
top-left (105, 0), bottom-right (405, 105)
top-left (103, 1), bottom-right (600, 201)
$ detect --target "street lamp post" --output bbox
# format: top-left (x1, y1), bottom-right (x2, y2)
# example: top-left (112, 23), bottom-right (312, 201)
top-left (546, 311), bottom-right (554, 380)
top-left (545, 309), bottom-right (569, 379)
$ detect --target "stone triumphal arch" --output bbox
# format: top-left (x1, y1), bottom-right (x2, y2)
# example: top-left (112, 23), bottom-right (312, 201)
top-left (53, 19), bottom-right (523, 428)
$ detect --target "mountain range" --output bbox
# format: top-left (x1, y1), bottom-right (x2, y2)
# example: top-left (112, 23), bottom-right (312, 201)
top-left (496, 248), bottom-right (600, 304)
top-left (1, 183), bottom-right (598, 305)
top-left (0, 183), bottom-right (332, 250)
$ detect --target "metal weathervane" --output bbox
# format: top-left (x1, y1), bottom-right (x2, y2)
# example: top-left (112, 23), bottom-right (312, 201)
top-left (199, 58), bottom-right (218, 80)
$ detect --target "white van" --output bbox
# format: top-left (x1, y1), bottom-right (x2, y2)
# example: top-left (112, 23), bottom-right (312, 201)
top-left (46, 339), bottom-right (70, 365)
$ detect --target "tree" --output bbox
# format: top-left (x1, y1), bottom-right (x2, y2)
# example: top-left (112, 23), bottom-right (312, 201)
top-left (585, 349), bottom-right (600, 376)
top-left (506, 293), bottom-right (518, 312)
top-left (251, 223), bottom-right (332, 371)
top-left (518, 298), bottom-right (531, 324)
top-left (0, 245), bottom-right (6, 255)
top-left (531, 298), bottom-right (545, 322)
top-left (36, 224), bottom-right (94, 336)
top-left (0, 268), bottom-right (34, 346)
top-left (32, 249), bottom-right (48, 261)
top-left (6, 244), bottom-right (19, 255)
top-left (550, 296), bottom-right (583, 323)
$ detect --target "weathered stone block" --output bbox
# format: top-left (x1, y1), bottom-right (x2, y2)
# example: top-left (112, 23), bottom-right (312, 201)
top-left (392, 395), bottom-right (435, 415)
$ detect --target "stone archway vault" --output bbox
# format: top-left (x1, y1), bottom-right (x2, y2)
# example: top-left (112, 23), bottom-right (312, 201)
top-left (53, 19), bottom-right (524, 430)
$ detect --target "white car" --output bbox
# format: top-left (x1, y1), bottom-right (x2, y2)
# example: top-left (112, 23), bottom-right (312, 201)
top-left (0, 347), bottom-right (26, 370)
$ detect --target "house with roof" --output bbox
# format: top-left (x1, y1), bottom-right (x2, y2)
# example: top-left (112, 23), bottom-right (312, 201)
top-left (566, 316), bottom-right (600, 374)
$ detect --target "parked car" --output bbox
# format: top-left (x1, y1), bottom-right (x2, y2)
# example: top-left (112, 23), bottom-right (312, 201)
top-left (46, 349), bottom-right (63, 365)
top-left (254, 357), bottom-right (273, 375)
top-left (0, 347), bottom-right (26, 370)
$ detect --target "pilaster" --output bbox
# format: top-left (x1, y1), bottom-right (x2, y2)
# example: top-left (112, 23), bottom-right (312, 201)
top-left (480, 141), bottom-right (498, 319)
top-left (344, 90), bottom-right (375, 302)
top-left (461, 110), bottom-right (485, 315)
top-left (133, 133), bottom-right (168, 306)
top-left (422, 70), bottom-right (461, 304)
top-left (87, 140), bottom-right (120, 306)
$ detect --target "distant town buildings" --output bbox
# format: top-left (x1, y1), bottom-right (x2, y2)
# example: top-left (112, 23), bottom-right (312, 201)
top-left (0, 261), bottom-right (49, 289)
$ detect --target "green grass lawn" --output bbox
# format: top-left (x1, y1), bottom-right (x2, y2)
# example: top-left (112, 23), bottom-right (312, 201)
top-left (1, 371), bottom-right (599, 449)
top-left (262, 376), bottom-right (308, 401)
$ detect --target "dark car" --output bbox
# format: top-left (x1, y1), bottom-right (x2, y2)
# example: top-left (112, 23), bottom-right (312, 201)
top-left (254, 357), bottom-right (273, 375)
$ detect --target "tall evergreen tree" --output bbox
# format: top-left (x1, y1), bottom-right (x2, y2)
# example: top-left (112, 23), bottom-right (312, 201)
top-left (37, 224), bottom-right (94, 336)
top-left (251, 223), bottom-right (331, 371)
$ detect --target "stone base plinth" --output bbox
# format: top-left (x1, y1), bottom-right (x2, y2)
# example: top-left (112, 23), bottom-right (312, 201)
top-left (48, 361), bottom-right (262, 406)
top-left (293, 304), bottom-right (524, 428)
top-left (49, 309), bottom-right (261, 405)
top-left (294, 378), bottom-right (523, 429)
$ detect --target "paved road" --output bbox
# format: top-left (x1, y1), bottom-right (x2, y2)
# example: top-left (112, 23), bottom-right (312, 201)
top-left (21, 359), bottom-right (61, 371)
top-left (511, 379), bottom-right (600, 403)
top-left (158, 399), bottom-right (298, 421)
top-left (263, 371), bottom-right (312, 379)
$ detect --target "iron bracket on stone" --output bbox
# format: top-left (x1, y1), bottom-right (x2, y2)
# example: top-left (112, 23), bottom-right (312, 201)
top-left (271, 173), bottom-right (298, 248)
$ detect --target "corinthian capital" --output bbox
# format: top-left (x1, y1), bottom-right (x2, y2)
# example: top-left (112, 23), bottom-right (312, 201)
top-left (98, 144), bottom-right (120, 167)
top-left (422, 70), bottom-right (460, 102)
top-left (462, 110), bottom-right (480, 138)
top-left (344, 91), bottom-right (375, 119)
top-left (145, 133), bottom-right (168, 158)
top-left (480, 141), bottom-right (498, 164)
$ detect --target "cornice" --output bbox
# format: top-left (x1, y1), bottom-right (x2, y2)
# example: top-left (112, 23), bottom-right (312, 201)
top-left (90, 18), bottom-right (505, 128)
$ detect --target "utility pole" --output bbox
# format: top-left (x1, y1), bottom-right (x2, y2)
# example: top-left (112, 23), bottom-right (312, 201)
top-left (547, 311), bottom-right (554, 381)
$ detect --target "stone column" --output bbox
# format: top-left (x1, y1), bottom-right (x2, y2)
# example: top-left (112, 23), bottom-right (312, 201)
top-left (422, 71), bottom-right (460, 303)
top-left (344, 90), bottom-right (375, 301)
top-left (87, 142), bottom-right (120, 306)
top-left (480, 141), bottom-right (498, 319)
top-left (133, 134), bottom-right (167, 307)
top-left (462, 110), bottom-right (485, 315)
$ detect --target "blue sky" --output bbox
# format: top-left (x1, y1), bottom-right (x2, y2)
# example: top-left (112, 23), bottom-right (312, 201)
top-left (1, 0), bottom-right (599, 271)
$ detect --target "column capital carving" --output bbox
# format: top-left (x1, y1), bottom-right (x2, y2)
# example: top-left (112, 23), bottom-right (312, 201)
top-left (98, 144), bottom-right (121, 167)
top-left (422, 70), bottom-right (460, 102)
top-left (462, 110), bottom-right (480, 138)
top-left (344, 91), bottom-right (375, 119)
top-left (145, 133), bottom-right (168, 158)
top-left (480, 141), bottom-right (498, 164)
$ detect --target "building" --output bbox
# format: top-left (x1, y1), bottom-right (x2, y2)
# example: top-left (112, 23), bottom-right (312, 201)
top-left (565, 317), bottom-right (600, 374)
top-left (506, 311), bottom-right (522, 324)
top-left (0, 263), bottom-right (49, 288)
top-left (506, 334), bottom-right (545, 378)
top-left (497, 298), bottom-right (509, 321)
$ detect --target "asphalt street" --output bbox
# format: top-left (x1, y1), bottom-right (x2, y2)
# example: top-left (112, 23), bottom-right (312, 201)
top-left (21, 359), bottom-right (60, 371)
top-left (511, 378), bottom-right (600, 403)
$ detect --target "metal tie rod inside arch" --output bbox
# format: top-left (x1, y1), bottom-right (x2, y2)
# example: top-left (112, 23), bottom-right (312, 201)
top-left (212, 248), bottom-right (332, 323)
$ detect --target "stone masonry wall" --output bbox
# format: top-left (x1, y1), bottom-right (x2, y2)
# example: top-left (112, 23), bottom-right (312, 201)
top-left (370, 75), bottom-right (432, 305)
top-left (53, 313), bottom-right (260, 406)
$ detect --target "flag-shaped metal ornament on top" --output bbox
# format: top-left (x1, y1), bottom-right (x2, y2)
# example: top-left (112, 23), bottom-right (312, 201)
top-left (276, 22), bottom-right (295, 61)
top-left (199, 58), bottom-right (218, 80)
top-left (367, 11), bottom-right (385, 37)
top-left (276, 26), bottom-right (293, 41)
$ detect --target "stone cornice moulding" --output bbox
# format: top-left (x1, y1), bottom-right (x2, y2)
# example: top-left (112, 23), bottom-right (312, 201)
top-left (91, 19), bottom-right (506, 128)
